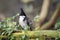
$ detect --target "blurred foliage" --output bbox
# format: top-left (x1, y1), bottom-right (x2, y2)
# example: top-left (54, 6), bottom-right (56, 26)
top-left (54, 18), bottom-right (60, 30)
top-left (0, 13), bottom-right (60, 40)
top-left (0, 13), bottom-right (26, 40)
top-left (0, 13), bottom-right (19, 31)
top-left (33, 15), bottom-right (40, 22)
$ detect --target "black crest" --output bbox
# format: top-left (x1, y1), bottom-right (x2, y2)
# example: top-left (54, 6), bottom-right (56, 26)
top-left (20, 8), bottom-right (26, 16)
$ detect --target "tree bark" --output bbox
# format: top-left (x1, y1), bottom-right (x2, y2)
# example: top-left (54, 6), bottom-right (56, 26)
top-left (40, 4), bottom-right (60, 30)
top-left (34, 0), bottom-right (51, 30)
top-left (0, 30), bottom-right (60, 38)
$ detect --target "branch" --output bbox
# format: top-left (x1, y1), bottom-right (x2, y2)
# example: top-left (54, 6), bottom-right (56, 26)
top-left (34, 0), bottom-right (51, 30)
top-left (13, 30), bottom-right (60, 38)
top-left (40, 4), bottom-right (60, 30)
top-left (0, 30), bottom-right (60, 38)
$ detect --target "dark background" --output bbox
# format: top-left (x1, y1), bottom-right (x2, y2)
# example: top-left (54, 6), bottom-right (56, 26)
top-left (0, 0), bottom-right (60, 21)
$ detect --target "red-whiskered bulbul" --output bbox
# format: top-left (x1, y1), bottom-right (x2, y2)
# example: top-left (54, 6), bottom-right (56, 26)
top-left (19, 8), bottom-right (32, 30)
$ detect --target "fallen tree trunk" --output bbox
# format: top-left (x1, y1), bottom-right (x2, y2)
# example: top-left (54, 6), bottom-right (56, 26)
top-left (13, 30), bottom-right (60, 38)
top-left (0, 30), bottom-right (60, 38)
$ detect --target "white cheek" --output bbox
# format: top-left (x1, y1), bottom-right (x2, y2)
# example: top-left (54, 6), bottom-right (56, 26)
top-left (19, 16), bottom-right (27, 29)
top-left (19, 16), bottom-right (24, 21)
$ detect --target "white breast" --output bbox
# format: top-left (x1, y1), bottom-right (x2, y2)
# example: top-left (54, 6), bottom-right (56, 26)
top-left (19, 16), bottom-right (28, 29)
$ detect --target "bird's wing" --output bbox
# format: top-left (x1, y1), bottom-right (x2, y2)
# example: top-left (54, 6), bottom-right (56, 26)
top-left (26, 18), bottom-right (31, 26)
top-left (26, 18), bottom-right (33, 30)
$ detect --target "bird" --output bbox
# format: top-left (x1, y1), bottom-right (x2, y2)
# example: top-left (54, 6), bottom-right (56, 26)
top-left (19, 8), bottom-right (33, 30)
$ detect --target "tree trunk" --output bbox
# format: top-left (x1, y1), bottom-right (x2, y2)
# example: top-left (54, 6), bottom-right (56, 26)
top-left (34, 0), bottom-right (51, 30)
top-left (40, 4), bottom-right (60, 30)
